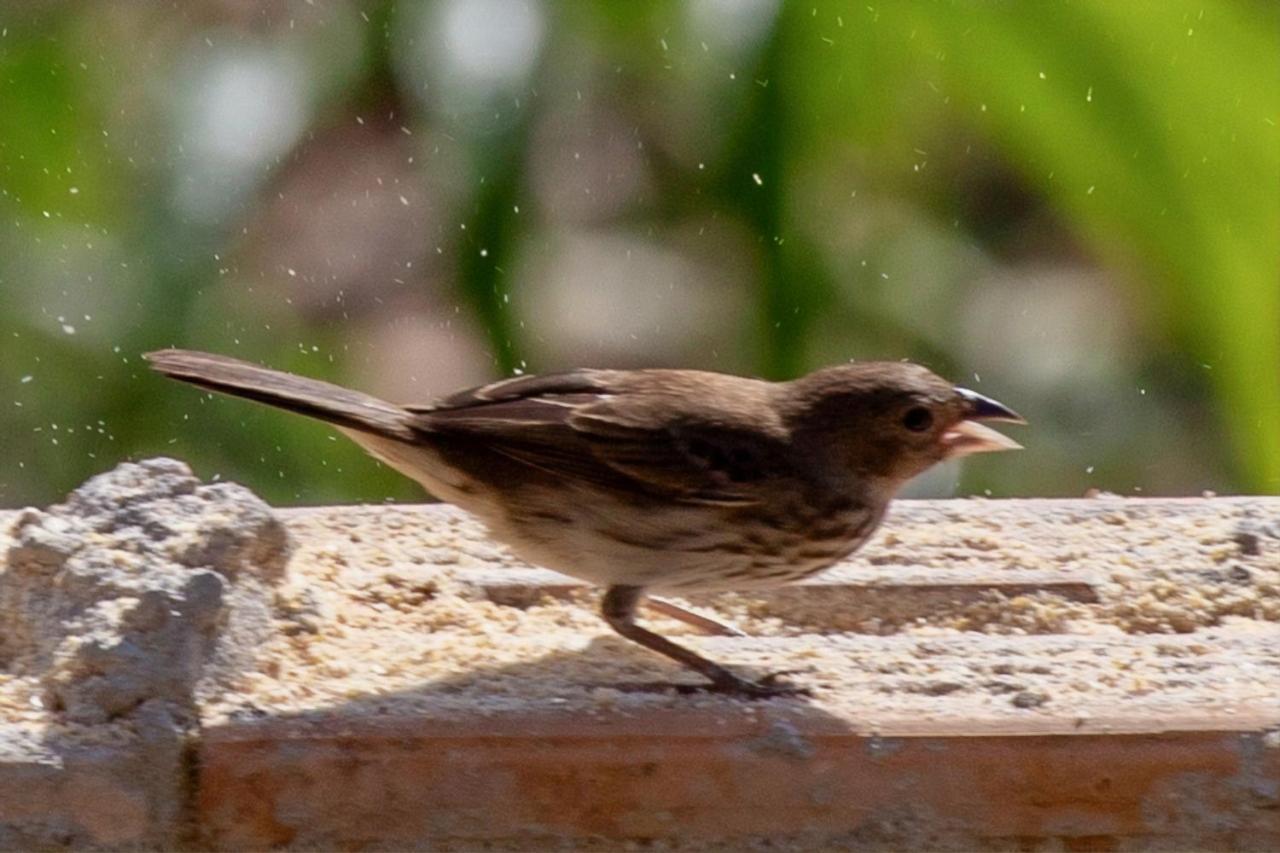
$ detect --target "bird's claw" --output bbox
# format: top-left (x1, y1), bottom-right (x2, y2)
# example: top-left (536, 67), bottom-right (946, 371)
top-left (757, 668), bottom-right (810, 686)
top-left (708, 670), bottom-right (812, 699)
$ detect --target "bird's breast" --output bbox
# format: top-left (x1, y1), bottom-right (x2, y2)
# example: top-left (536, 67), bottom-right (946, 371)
top-left (498, 496), bottom-right (883, 592)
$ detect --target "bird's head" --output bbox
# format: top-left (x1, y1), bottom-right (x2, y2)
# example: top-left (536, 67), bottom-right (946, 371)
top-left (781, 361), bottom-right (1024, 494)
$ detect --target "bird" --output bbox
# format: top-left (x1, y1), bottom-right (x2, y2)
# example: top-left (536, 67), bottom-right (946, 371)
top-left (145, 349), bottom-right (1024, 697)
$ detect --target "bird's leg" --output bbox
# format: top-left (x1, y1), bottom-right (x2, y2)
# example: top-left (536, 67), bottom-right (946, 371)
top-left (601, 585), bottom-right (807, 698)
top-left (644, 596), bottom-right (747, 637)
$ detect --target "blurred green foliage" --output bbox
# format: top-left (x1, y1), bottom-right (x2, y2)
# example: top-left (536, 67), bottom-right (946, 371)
top-left (0, 0), bottom-right (1277, 507)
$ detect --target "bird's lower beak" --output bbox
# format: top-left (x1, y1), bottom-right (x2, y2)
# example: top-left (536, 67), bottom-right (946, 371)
top-left (942, 420), bottom-right (1022, 456)
top-left (943, 388), bottom-right (1026, 457)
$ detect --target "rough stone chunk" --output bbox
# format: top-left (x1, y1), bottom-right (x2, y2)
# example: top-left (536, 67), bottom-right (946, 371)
top-left (1, 458), bottom-right (290, 725)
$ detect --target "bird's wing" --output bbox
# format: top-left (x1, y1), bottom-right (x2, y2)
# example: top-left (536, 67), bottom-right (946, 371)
top-left (408, 370), bottom-right (783, 506)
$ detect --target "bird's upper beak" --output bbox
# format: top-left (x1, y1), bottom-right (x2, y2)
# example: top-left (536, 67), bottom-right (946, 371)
top-left (942, 388), bottom-right (1026, 457)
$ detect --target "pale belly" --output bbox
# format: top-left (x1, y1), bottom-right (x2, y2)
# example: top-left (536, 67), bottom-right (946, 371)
top-left (348, 430), bottom-right (880, 593)
top-left (491, 497), bottom-right (882, 593)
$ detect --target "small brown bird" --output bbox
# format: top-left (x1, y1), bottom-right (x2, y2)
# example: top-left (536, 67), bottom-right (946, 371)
top-left (146, 349), bottom-right (1023, 697)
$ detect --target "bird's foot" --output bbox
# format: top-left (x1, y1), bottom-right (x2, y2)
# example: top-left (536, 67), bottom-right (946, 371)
top-left (602, 671), bottom-right (812, 698)
top-left (704, 669), bottom-right (812, 699)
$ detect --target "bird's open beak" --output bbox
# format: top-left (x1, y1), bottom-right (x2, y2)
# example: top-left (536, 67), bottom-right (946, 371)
top-left (942, 388), bottom-right (1026, 457)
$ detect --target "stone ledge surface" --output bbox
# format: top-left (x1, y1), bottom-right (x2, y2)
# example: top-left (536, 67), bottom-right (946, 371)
top-left (0, 722), bottom-right (179, 850)
top-left (197, 714), bottom-right (1279, 850)
top-left (2, 466), bottom-right (1279, 849)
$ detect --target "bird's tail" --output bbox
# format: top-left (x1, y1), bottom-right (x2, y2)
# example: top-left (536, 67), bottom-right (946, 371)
top-left (144, 349), bottom-right (416, 440)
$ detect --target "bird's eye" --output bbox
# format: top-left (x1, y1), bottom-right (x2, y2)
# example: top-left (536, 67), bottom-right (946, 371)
top-left (902, 406), bottom-right (933, 432)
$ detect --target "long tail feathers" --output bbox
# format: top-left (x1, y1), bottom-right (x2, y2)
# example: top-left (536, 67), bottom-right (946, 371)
top-left (144, 349), bottom-right (416, 440)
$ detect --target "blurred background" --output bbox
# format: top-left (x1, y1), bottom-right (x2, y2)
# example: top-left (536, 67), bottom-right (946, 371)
top-left (1, 0), bottom-right (1277, 507)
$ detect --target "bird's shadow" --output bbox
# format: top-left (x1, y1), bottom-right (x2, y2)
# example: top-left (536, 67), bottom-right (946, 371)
top-left (191, 624), bottom-right (864, 847)
top-left (25, 589), bottom-right (864, 849)
top-left (226, 625), bottom-right (842, 721)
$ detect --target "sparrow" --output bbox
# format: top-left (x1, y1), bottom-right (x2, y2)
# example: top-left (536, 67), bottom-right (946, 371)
top-left (145, 349), bottom-right (1023, 697)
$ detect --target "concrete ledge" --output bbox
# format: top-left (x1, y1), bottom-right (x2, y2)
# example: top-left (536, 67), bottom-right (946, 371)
top-left (0, 723), bottom-right (183, 850)
top-left (197, 713), bottom-right (1279, 849)
top-left (3, 466), bottom-right (1279, 849)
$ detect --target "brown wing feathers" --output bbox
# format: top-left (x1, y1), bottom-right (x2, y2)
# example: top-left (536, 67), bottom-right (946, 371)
top-left (416, 370), bottom-right (609, 410)
top-left (147, 351), bottom-right (771, 505)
